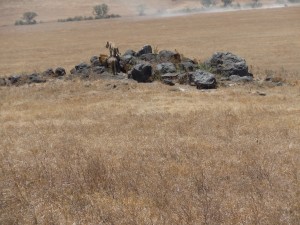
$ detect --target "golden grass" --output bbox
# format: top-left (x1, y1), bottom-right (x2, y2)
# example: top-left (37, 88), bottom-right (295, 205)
top-left (0, 6), bottom-right (300, 76)
top-left (1, 4), bottom-right (300, 224)
top-left (1, 78), bottom-right (300, 224)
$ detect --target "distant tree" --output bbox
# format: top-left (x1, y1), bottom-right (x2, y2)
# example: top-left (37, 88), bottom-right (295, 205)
top-left (22, 12), bottom-right (38, 24)
top-left (93, 4), bottom-right (109, 18)
top-left (222, 0), bottom-right (234, 7)
top-left (15, 11), bottom-right (38, 25)
top-left (137, 4), bottom-right (146, 16)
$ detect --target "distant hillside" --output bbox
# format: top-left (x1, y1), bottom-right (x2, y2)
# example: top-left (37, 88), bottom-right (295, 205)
top-left (0, 0), bottom-right (291, 26)
top-left (0, 0), bottom-right (203, 25)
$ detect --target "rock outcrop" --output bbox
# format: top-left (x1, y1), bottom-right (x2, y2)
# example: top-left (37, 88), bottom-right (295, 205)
top-left (206, 52), bottom-right (252, 77)
top-left (2, 45), bottom-right (259, 90)
top-left (189, 70), bottom-right (217, 89)
top-left (130, 63), bottom-right (152, 83)
top-left (136, 45), bottom-right (152, 57)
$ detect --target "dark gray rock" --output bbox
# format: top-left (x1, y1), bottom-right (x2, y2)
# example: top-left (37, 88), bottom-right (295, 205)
top-left (139, 53), bottom-right (158, 62)
top-left (8, 75), bottom-right (21, 85)
top-left (92, 66), bottom-right (105, 74)
top-left (90, 56), bottom-right (101, 67)
top-left (130, 63), bottom-right (152, 83)
top-left (206, 52), bottom-right (251, 77)
top-left (162, 79), bottom-right (175, 86)
top-left (42, 68), bottom-right (55, 76)
top-left (120, 55), bottom-right (142, 73)
top-left (120, 55), bottom-right (136, 65)
top-left (158, 50), bottom-right (181, 63)
top-left (136, 45), bottom-right (152, 57)
top-left (179, 61), bottom-right (196, 72)
top-left (189, 70), bottom-right (217, 89)
top-left (119, 55), bottom-right (133, 73)
top-left (55, 67), bottom-right (66, 77)
top-left (123, 49), bottom-right (136, 56)
top-left (75, 63), bottom-right (90, 71)
top-left (156, 63), bottom-right (176, 74)
top-left (70, 63), bottom-right (91, 76)
top-left (27, 73), bottom-right (46, 84)
top-left (229, 75), bottom-right (253, 82)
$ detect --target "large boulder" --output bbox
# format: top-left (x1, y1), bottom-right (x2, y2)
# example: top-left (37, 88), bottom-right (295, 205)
top-left (136, 45), bottom-right (152, 57)
top-left (206, 52), bottom-right (251, 77)
top-left (156, 63), bottom-right (176, 74)
top-left (189, 70), bottom-right (217, 89)
top-left (158, 50), bottom-right (181, 63)
top-left (130, 63), bottom-right (152, 82)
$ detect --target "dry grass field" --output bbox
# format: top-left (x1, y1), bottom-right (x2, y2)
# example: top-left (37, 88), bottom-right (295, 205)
top-left (0, 6), bottom-right (300, 76)
top-left (1, 2), bottom-right (300, 225)
top-left (1, 79), bottom-right (300, 224)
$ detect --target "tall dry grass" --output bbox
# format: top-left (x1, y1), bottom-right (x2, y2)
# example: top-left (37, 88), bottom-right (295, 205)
top-left (1, 77), bottom-right (299, 224)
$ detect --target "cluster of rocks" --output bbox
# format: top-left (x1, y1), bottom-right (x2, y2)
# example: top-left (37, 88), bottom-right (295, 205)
top-left (0, 44), bottom-right (255, 89)
top-left (0, 68), bottom-right (66, 86)
top-left (119, 46), bottom-right (253, 89)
